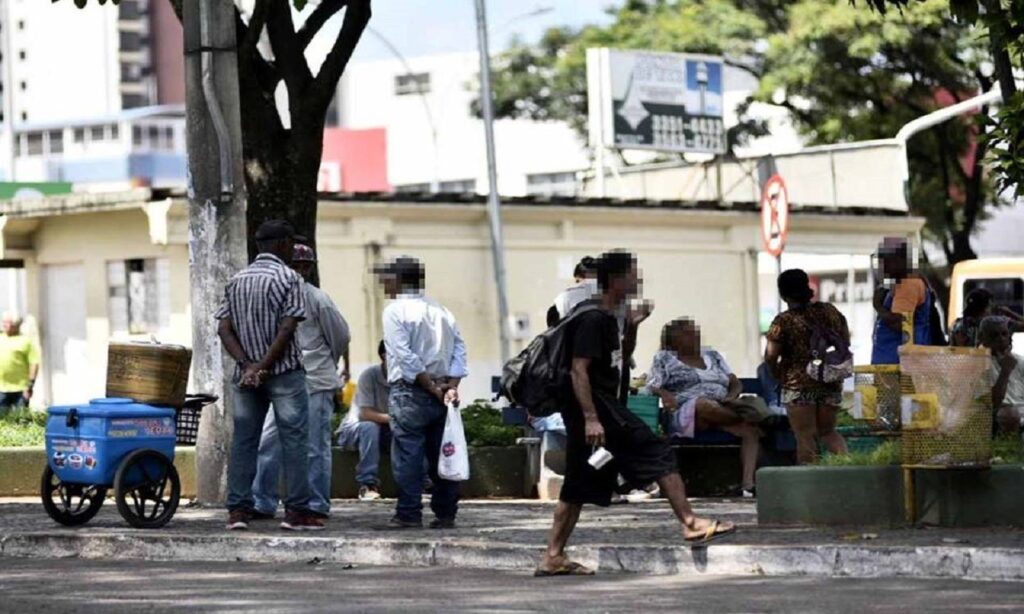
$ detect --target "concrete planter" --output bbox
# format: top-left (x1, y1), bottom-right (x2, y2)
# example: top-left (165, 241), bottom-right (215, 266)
top-left (758, 464), bottom-right (1024, 528)
top-left (0, 445), bottom-right (527, 500)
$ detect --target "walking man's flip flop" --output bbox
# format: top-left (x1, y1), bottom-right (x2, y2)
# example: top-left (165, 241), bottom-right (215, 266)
top-left (533, 561), bottom-right (596, 577)
top-left (685, 519), bottom-right (736, 544)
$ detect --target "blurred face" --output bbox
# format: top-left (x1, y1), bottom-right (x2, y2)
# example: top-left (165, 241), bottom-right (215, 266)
top-left (379, 273), bottom-right (400, 298)
top-left (983, 324), bottom-right (1012, 354)
top-left (1, 318), bottom-right (19, 336)
top-left (670, 323), bottom-right (701, 356)
top-left (610, 264), bottom-right (640, 299)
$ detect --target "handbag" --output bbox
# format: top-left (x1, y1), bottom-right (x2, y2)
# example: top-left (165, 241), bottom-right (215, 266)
top-left (438, 404), bottom-right (470, 481)
top-left (722, 395), bottom-right (773, 424)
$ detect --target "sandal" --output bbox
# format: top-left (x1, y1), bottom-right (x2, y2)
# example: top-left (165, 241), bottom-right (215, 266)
top-left (684, 519), bottom-right (736, 544)
top-left (533, 560), bottom-right (596, 577)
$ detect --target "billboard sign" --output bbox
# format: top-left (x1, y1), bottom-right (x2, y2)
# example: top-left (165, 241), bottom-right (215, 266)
top-left (587, 48), bottom-right (726, 154)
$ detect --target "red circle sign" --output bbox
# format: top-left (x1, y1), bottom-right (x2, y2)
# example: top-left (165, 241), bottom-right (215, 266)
top-left (761, 174), bottom-right (789, 257)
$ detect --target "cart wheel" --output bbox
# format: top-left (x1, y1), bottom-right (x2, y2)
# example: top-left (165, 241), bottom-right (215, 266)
top-left (40, 465), bottom-right (106, 527)
top-left (113, 449), bottom-right (180, 529)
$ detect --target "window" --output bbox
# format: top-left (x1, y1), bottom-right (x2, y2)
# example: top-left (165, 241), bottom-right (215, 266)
top-left (132, 125), bottom-right (144, 146)
top-left (107, 258), bottom-right (170, 336)
top-left (963, 278), bottom-right (1024, 319)
top-left (73, 128), bottom-right (86, 143)
top-left (17, 50), bottom-right (25, 61)
top-left (25, 132), bottom-right (42, 155)
top-left (394, 183), bottom-right (431, 193)
top-left (121, 62), bottom-right (142, 81)
top-left (526, 171), bottom-right (578, 197)
top-left (20, 111), bottom-right (27, 122)
top-left (109, 124), bottom-right (120, 140)
top-left (48, 130), bottom-right (64, 154)
top-left (394, 72), bottom-right (430, 96)
top-left (90, 125), bottom-right (105, 141)
top-left (438, 179), bottom-right (476, 193)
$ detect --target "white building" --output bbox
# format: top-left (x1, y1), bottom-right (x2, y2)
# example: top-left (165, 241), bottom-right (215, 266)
top-left (335, 51), bottom-right (803, 197)
top-left (0, 0), bottom-right (183, 180)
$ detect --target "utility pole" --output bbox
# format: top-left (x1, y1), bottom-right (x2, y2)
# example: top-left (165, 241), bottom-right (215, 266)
top-left (473, 0), bottom-right (512, 364)
top-left (183, 0), bottom-right (247, 504)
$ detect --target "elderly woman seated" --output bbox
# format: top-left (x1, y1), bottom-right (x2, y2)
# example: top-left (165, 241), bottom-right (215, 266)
top-left (646, 317), bottom-right (763, 497)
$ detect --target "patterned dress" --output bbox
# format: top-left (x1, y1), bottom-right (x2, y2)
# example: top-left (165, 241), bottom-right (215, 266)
top-left (646, 349), bottom-right (732, 438)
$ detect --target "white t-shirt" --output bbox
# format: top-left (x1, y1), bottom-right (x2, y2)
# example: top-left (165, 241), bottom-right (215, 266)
top-left (553, 279), bottom-right (599, 320)
top-left (992, 353), bottom-right (1024, 406)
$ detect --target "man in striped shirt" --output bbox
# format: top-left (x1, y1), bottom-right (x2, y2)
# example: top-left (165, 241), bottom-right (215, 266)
top-left (216, 219), bottom-right (322, 532)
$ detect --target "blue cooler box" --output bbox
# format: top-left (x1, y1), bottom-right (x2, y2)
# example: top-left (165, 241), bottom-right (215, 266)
top-left (46, 398), bottom-right (177, 486)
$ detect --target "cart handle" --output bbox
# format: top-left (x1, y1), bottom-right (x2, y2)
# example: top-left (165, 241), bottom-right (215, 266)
top-left (182, 394), bottom-right (219, 410)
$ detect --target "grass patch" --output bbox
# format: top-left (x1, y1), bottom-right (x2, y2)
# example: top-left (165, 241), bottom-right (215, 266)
top-left (816, 440), bottom-right (902, 466)
top-left (0, 408), bottom-right (46, 447)
top-left (992, 436), bottom-right (1024, 465)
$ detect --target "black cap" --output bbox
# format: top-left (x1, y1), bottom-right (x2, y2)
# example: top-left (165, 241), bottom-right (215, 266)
top-left (373, 255), bottom-right (422, 277)
top-left (254, 219), bottom-right (296, 241)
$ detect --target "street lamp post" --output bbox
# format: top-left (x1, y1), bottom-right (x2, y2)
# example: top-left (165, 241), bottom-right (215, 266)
top-left (473, 0), bottom-right (512, 364)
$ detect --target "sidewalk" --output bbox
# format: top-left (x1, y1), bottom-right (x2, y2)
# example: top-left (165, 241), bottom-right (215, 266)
top-left (3, 498), bottom-right (1024, 580)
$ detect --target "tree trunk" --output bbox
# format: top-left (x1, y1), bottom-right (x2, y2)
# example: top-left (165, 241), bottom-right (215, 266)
top-left (236, 45), bottom-right (326, 283)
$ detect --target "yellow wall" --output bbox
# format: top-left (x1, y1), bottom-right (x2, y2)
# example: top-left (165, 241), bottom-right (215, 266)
top-left (14, 199), bottom-right (922, 405)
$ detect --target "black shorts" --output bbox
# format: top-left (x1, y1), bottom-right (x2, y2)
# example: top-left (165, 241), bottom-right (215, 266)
top-left (559, 402), bottom-right (678, 506)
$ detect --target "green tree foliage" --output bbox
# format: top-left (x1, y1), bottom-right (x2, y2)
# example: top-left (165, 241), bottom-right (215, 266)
top-left (858, 0), bottom-right (1024, 200)
top-left (485, 0), bottom-right (1003, 279)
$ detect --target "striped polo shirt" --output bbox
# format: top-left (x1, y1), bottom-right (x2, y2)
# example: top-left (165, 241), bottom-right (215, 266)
top-left (215, 253), bottom-right (306, 377)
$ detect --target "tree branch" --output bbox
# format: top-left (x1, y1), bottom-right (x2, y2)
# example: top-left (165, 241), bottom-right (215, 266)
top-left (309, 0), bottom-right (370, 113)
top-left (296, 0), bottom-right (347, 50)
top-left (266, 0), bottom-right (314, 100)
top-left (244, 0), bottom-right (272, 53)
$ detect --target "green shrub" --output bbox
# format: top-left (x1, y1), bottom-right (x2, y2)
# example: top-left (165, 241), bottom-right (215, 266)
top-left (992, 436), bottom-right (1024, 465)
top-left (461, 400), bottom-right (520, 447)
top-left (816, 440), bottom-right (902, 466)
top-left (0, 408), bottom-right (47, 447)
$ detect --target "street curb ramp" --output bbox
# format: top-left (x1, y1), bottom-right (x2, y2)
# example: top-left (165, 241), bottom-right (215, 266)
top-left (3, 532), bottom-right (1024, 581)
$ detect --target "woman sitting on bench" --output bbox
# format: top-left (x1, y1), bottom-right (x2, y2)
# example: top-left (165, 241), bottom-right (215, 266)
top-left (646, 317), bottom-right (762, 497)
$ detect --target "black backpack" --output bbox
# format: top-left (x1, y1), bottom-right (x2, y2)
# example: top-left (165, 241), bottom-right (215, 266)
top-left (498, 303), bottom-right (599, 417)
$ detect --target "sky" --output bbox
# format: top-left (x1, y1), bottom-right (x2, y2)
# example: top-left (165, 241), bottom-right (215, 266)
top-left (352, 0), bottom-right (617, 60)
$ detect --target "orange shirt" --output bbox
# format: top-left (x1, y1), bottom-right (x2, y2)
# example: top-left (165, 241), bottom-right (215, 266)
top-left (890, 277), bottom-right (927, 315)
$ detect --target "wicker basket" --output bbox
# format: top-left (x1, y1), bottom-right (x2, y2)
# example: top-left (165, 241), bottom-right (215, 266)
top-left (106, 342), bottom-right (192, 408)
top-left (897, 345), bottom-right (992, 467)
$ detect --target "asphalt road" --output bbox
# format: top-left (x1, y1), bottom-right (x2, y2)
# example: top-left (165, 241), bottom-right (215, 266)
top-left (1, 558), bottom-right (1021, 613)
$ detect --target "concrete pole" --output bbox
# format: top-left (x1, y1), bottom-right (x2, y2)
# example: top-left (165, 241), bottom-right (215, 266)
top-left (474, 0), bottom-right (512, 364)
top-left (183, 0), bottom-right (247, 505)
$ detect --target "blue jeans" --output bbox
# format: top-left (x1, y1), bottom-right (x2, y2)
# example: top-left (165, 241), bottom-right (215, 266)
top-left (226, 369), bottom-right (311, 513)
top-left (389, 382), bottom-right (460, 523)
top-left (337, 420), bottom-right (389, 487)
top-left (251, 388), bottom-right (336, 516)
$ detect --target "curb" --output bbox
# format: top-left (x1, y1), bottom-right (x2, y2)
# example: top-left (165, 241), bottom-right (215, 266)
top-left (3, 532), bottom-right (1023, 581)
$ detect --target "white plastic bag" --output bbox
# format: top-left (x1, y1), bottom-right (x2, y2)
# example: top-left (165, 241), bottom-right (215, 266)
top-left (438, 404), bottom-right (470, 481)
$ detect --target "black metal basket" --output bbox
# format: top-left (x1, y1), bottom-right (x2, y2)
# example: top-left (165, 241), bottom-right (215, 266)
top-left (175, 405), bottom-right (202, 446)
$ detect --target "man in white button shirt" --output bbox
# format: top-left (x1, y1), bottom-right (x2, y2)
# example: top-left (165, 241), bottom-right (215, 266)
top-left (375, 256), bottom-right (468, 529)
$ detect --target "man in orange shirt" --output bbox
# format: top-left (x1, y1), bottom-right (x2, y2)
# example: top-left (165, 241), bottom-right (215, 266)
top-left (871, 238), bottom-right (940, 364)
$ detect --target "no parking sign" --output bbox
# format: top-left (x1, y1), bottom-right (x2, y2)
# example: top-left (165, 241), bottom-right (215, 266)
top-left (761, 174), bottom-right (789, 258)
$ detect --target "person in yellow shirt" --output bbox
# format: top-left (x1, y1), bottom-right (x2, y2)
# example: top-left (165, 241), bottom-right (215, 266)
top-left (0, 311), bottom-right (41, 409)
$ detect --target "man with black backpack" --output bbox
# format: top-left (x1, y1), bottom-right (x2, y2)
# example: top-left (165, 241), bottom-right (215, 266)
top-left (532, 250), bottom-right (735, 576)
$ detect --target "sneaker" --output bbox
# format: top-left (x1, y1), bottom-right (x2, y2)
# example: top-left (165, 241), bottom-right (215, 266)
top-left (386, 516), bottom-right (423, 530)
top-left (625, 489), bottom-right (653, 503)
top-left (281, 511), bottom-right (326, 532)
top-left (250, 509), bottom-right (276, 520)
top-left (358, 485), bottom-right (381, 501)
top-left (610, 492), bottom-right (628, 505)
top-left (226, 509), bottom-right (252, 530)
top-left (742, 487), bottom-right (757, 499)
top-left (429, 517), bottom-right (456, 529)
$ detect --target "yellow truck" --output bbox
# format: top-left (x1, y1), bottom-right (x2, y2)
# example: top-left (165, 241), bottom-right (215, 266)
top-left (947, 258), bottom-right (1024, 335)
